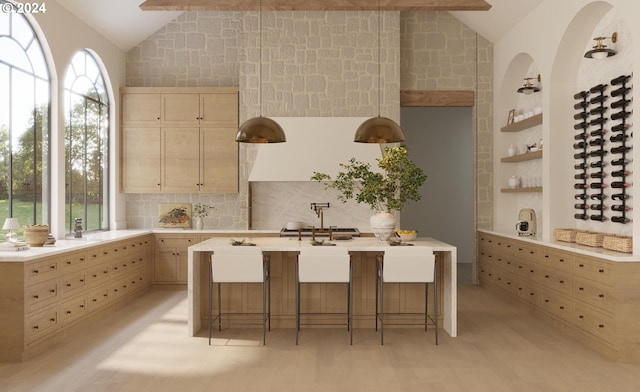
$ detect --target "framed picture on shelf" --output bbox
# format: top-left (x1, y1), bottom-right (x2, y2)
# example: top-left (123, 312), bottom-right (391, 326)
top-left (507, 109), bottom-right (516, 125)
top-left (158, 203), bottom-right (192, 228)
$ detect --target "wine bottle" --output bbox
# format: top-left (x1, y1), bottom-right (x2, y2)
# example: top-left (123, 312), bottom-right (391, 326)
top-left (590, 204), bottom-right (606, 210)
top-left (611, 99), bottom-right (631, 109)
top-left (611, 204), bottom-right (631, 212)
top-left (573, 141), bottom-right (586, 149)
top-left (574, 213), bottom-right (588, 220)
top-left (589, 106), bottom-right (607, 115)
top-left (589, 171), bottom-right (606, 179)
top-left (574, 173), bottom-right (588, 180)
top-left (574, 203), bottom-right (586, 209)
top-left (611, 86), bottom-right (631, 97)
top-left (574, 183), bottom-right (588, 189)
top-left (574, 101), bottom-right (588, 110)
top-left (575, 193), bottom-right (588, 200)
top-left (610, 133), bottom-right (628, 142)
top-left (589, 95), bottom-right (607, 104)
top-left (611, 123), bottom-right (631, 133)
top-left (611, 145), bottom-right (632, 154)
top-left (574, 152), bottom-right (588, 159)
top-left (611, 169), bottom-right (631, 177)
top-left (611, 110), bottom-right (631, 121)
top-left (589, 138), bottom-right (605, 146)
top-left (575, 132), bottom-right (587, 140)
top-left (574, 91), bottom-right (589, 99)
top-left (590, 84), bottom-right (607, 93)
top-left (589, 150), bottom-right (607, 157)
top-left (575, 162), bottom-right (588, 170)
top-left (611, 157), bottom-right (631, 166)
top-left (574, 122), bottom-right (589, 129)
top-left (589, 117), bottom-right (607, 126)
top-left (574, 112), bottom-right (588, 120)
top-left (589, 161), bottom-right (605, 168)
top-left (590, 193), bottom-right (606, 200)
top-left (590, 128), bottom-right (606, 137)
top-left (590, 215), bottom-right (607, 221)
top-left (612, 193), bottom-right (630, 200)
top-left (611, 181), bottom-right (632, 188)
top-left (590, 182), bottom-right (607, 189)
top-left (611, 216), bottom-right (630, 223)
top-left (611, 74), bottom-right (631, 85)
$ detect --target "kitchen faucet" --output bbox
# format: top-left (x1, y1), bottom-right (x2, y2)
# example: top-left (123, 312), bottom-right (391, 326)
top-left (310, 202), bottom-right (330, 232)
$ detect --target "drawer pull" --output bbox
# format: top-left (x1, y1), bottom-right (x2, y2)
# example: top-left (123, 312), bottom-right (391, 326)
top-left (598, 269), bottom-right (604, 273)
top-left (579, 264), bottom-right (585, 268)
top-left (50, 318), bottom-right (55, 322)
top-left (529, 269), bottom-right (534, 273)
top-left (66, 261), bottom-right (71, 265)
top-left (103, 294), bottom-right (108, 297)
top-left (579, 315), bottom-right (584, 319)
top-left (66, 310), bottom-right (72, 314)
top-left (559, 280), bottom-right (564, 284)
top-left (544, 299), bottom-right (549, 303)
top-left (33, 325), bottom-right (39, 330)
top-left (49, 289), bottom-right (55, 293)
top-left (544, 255), bottom-right (549, 258)
top-left (599, 324), bottom-right (605, 328)
top-left (507, 244), bottom-right (511, 248)
top-left (66, 283), bottom-right (72, 287)
top-left (599, 294), bottom-right (605, 298)
top-left (93, 274), bottom-right (98, 278)
top-left (518, 248), bottom-right (523, 251)
top-left (93, 298), bottom-right (98, 302)
top-left (560, 259), bottom-right (565, 262)
top-left (530, 251), bottom-right (534, 254)
top-left (559, 306), bottom-right (565, 310)
top-left (33, 295), bottom-right (39, 299)
top-left (80, 279), bottom-right (84, 282)
top-left (50, 265), bottom-right (56, 269)
top-left (518, 266), bottom-right (523, 269)
top-left (506, 282), bottom-right (511, 285)
top-left (103, 251), bottom-right (108, 255)
top-left (80, 258), bottom-right (84, 261)
top-left (33, 269), bottom-right (39, 274)
top-left (80, 304), bottom-right (84, 308)
top-left (544, 275), bottom-right (549, 278)
top-left (578, 287), bottom-right (584, 291)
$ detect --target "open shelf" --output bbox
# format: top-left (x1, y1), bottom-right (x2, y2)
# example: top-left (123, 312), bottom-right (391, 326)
top-left (500, 187), bottom-right (542, 193)
top-left (500, 150), bottom-right (542, 162)
top-left (501, 113), bottom-right (543, 132)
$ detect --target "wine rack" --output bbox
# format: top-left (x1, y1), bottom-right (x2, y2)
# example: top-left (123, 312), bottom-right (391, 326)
top-left (572, 74), bottom-right (633, 224)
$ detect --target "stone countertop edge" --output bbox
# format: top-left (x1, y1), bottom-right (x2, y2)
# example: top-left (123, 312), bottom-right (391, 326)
top-left (478, 229), bottom-right (639, 263)
top-left (0, 229), bottom-right (282, 262)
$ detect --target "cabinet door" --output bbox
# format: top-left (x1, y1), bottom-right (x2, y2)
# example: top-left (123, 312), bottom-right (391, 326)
top-left (162, 93), bottom-right (200, 125)
top-left (154, 251), bottom-right (179, 283)
top-left (162, 127), bottom-right (200, 192)
top-left (122, 127), bottom-right (161, 192)
top-left (200, 93), bottom-right (238, 126)
top-left (121, 93), bottom-right (161, 125)
top-left (200, 127), bottom-right (238, 193)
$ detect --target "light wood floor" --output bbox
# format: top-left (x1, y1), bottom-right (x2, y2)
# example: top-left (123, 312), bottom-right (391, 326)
top-left (2, 264), bottom-right (640, 392)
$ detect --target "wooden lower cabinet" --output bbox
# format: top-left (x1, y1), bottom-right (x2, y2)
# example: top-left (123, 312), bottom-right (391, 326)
top-left (478, 231), bottom-right (640, 362)
top-left (0, 234), bottom-right (153, 362)
top-left (153, 234), bottom-right (197, 283)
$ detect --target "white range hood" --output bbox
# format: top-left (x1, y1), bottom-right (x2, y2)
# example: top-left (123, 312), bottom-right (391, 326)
top-left (248, 117), bottom-right (384, 182)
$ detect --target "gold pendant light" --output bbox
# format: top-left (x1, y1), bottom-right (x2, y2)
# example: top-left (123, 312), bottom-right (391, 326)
top-left (354, 0), bottom-right (404, 144)
top-left (236, 0), bottom-right (285, 143)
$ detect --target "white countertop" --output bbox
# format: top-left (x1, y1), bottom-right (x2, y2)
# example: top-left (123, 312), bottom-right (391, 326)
top-left (189, 236), bottom-right (456, 252)
top-left (478, 229), bottom-right (640, 262)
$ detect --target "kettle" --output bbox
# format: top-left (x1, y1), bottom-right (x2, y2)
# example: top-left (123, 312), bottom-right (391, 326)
top-left (516, 208), bottom-right (536, 236)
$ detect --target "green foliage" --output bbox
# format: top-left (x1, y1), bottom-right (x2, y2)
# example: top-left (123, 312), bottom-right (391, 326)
top-left (311, 145), bottom-right (427, 212)
top-left (193, 203), bottom-right (215, 218)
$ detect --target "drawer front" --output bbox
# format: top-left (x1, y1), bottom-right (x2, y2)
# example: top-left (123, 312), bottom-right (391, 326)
top-left (574, 257), bottom-right (613, 285)
top-left (516, 280), bottom-right (541, 307)
top-left (573, 304), bottom-right (614, 344)
top-left (125, 269), bottom-right (150, 294)
top-left (109, 258), bottom-right (132, 279)
top-left (87, 263), bottom-right (110, 287)
top-left (155, 236), bottom-right (196, 251)
top-left (478, 260), bottom-right (497, 286)
top-left (110, 278), bottom-right (132, 301)
top-left (59, 297), bottom-right (87, 324)
top-left (573, 276), bottom-right (615, 312)
top-left (540, 268), bottom-right (572, 296)
top-left (540, 289), bottom-right (573, 323)
top-left (88, 245), bottom-right (110, 261)
top-left (25, 309), bottom-right (58, 343)
top-left (60, 271), bottom-right (87, 298)
top-left (539, 248), bottom-right (573, 273)
top-left (26, 280), bottom-right (59, 313)
top-left (494, 270), bottom-right (517, 295)
top-left (86, 286), bottom-right (110, 312)
top-left (60, 251), bottom-right (88, 273)
top-left (515, 260), bottom-right (541, 284)
top-left (26, 258), bottom-right (60, 285)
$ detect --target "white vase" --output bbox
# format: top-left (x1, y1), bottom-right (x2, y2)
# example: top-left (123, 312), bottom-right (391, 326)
top-left (194, 217), bottom-right (203, 230)
top-left (370, 211), bottom-right (396, 241)
top-left (508, 144), bottom-right (517, 156)
top-left (508, 176), bottom-right (520, 189)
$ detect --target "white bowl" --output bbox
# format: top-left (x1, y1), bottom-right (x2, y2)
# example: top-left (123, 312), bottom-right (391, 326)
top-left (285, 221), bottom-right (303, 230)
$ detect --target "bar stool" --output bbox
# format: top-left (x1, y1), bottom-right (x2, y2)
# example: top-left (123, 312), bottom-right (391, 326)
top-left (376, 246), bottom-right (437, 345)
top-left (209, 246), bottom-right (270, 345)
top-left (296, 246), bottom-right (352, 345)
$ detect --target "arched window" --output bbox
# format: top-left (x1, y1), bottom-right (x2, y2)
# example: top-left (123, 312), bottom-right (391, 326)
top-left (0, 2), bottom-right (50, 236)
top-left (64, 50), bottom-right (109, 234)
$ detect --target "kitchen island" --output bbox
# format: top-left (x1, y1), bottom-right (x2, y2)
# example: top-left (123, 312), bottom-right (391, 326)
top-left (187, 237), bottom-right (458, 337)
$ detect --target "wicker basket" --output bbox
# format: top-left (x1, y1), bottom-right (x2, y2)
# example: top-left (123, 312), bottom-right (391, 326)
top-left (553, 228), bottom-right (579, 243)
top-left (23, 224), bottom-right (49, 247)
top-left (602, 234), bottom-right (633, 253)
top-left (575, 231), bottom-right (605, 247)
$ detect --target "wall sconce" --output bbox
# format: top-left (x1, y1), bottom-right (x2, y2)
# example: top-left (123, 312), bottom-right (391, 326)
top-left (584, 32), bottom-right (617, 60)
top-left (517, 75), bottom-right (541, 95)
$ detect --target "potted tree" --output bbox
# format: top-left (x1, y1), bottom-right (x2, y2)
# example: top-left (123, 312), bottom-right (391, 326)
top-left (311, 145), bottom-right (427, 240)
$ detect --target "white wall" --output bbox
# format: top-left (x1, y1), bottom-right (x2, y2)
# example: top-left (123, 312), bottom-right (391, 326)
top-left (30, 2), bottom-right (126, 237)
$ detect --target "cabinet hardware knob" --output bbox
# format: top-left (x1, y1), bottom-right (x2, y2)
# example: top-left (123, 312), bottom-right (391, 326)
top-left (545, 299), bottom-right (549, 303)
top-left (598, 269), bottom-right (604, 273)
top-left (579, 287), bottom-right (584, 290)
top-left (33, 295), bottom-right (39, 299)
top-left (560, 259), bottom-right (564, 262)
top-left (544, 275), bottom-right (549, 278)
top-left (80, 279), bottom-right (84, 282)
top-left (560, 306), bottom-right (564, 310)
top-left (66, 261), bottom-right (71, 265)
top-left (66, 283), bottom-right (71, 287)
top-left (80, 305), bottom-right (84, 308)
top-left (50, 318), bottom-right (55, 322)
top-left (80, 258), bottom-right (84, 261)
top-left (50, 265), bottom-right (56, 269)
top-left (93, 299), bottom-right (97, 302)
top-left (33, 325), bottom-right (39, 329)
top-left (545, 255), bottom-right (549, 258)
top-left (50, 289), bottom-right (55, 293)
top-left (599, 294), bottom-right (605, 298)
top-left (34, 270), bottom-right (39, 273)
top-left (579, 315), bottom-right (584, 319)
top-left (559, 280), bottom-right (564, 284)
top-left (579, 264), bottom-right (585, 268)
top-left (67, 311), bottom-right (71, 314)
top-left (599, 324), bottom-right (604, 328)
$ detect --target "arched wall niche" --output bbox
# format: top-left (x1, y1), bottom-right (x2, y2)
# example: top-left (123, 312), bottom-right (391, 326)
top-left (547, 1), bottom-right (635, 246)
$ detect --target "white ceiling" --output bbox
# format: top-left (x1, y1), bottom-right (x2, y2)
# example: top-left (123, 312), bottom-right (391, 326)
top-left (56, 0), bottom-right (541, 52)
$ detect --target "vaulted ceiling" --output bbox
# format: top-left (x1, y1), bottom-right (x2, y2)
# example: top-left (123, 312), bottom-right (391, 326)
top-left (57, 0), bottom-right (542, 51)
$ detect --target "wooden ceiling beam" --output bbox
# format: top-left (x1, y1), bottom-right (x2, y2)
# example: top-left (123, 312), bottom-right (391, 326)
top-left (139, 0), bottom-right (492, 12)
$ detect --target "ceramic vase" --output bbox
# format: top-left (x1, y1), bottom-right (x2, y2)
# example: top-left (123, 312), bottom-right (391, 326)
top-left (194, 217), bottom-right (203, 230)
top-left (370, 211), bottom-right (396, 241)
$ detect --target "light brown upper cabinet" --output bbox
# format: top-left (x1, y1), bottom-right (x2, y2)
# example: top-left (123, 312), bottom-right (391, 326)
top-left (120, 87), bottom-right (239, 193)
